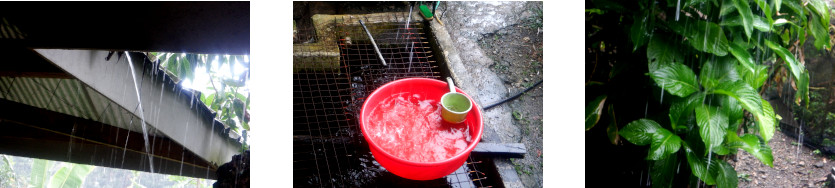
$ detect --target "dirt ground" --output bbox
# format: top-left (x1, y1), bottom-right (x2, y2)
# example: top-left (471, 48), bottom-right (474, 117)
top-left (734, 130), bottom-right (833, 187)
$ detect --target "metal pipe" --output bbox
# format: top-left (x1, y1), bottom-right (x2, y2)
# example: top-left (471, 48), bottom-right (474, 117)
top-left (358, 19), bottom-right (387, 66)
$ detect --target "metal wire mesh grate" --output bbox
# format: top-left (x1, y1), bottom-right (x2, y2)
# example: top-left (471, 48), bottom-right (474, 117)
top-left (293, 12), bottom-right (495, 188)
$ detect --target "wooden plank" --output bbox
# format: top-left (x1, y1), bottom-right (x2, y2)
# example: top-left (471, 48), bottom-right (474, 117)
top-left (471, 143), bottom-right (526, 158)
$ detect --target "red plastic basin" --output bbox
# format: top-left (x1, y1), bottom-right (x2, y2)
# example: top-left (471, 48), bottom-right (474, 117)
top-left (360, 78), bottom-right (483, 180)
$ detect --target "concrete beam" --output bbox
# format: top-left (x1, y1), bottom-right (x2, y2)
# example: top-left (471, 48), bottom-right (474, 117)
top-left (0, 2), bottom-right (249, 55)
top-left (34, 49), bottom-right (241, 169)
top-left (0, 98), bottom-right (214, 179)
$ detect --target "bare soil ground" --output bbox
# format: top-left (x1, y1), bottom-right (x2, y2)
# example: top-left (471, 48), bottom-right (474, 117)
top-left (734, 130), bottom-right (833, 187)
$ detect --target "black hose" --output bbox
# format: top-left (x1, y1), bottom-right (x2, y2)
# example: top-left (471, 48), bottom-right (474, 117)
top-left (483, 80), bottom-right (543, 110)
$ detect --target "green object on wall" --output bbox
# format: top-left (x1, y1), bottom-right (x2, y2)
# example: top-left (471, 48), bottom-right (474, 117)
top-left (420, 5), bottom-right (433, 20)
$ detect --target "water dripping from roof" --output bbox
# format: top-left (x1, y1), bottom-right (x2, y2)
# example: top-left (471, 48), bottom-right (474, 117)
top-left (125, 51), bottom-right (155, 173)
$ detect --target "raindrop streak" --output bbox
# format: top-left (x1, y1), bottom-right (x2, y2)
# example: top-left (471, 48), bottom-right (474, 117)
top-left (125, 51), bottom-right (155, 173)
top-left (639, 171), bottom-right (643, 186)
top-left (67, 123), bottom-right (76, 162)
top-left (122, 117), bottom-right (134, 169)
top-left (706, 150), bottom-right (712, 179)
top-left (675, 0), bottom-right (681, 21)
top-left (180, 113), bottom-right (191, 176)
top-left (797, 122), bottom-right (803, 159)
top-left (408, 42), bottom-right (415, 71)
top-left (207, 120), bottom-right (215, 179)
top-left (676, 161), bottom-right (680, 174)
top-left (660, 85), bottom-right (665, 104)
top-left (404, 4), bottom-right (414, 51)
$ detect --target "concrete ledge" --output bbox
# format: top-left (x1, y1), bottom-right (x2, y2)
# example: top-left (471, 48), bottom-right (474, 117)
top-left (34, 49), bottom-right (241, 169)
top-left (425, 10), bottom-right (524, 188)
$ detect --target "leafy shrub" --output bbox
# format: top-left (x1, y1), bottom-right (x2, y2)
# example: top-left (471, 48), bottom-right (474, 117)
top-left (586, 0), bottom-right (832, 187)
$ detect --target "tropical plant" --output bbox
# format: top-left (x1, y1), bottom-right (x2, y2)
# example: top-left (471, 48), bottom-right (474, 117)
top-left (29, 159), bottom-right (95, 188)
top-left (168, 175), bottom-right (213, 188)
top-left (0, 155), bottom-right (22, 187)
top-left (148, 52), bottom-right (251, 150)
top-left (586, 0), bottom-right (831, 187)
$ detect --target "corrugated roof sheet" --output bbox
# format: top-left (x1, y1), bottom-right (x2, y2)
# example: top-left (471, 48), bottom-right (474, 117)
top-left (0, 17), bottom-right (26, 39)
top-left (0, 76), bottom-right (156, 134)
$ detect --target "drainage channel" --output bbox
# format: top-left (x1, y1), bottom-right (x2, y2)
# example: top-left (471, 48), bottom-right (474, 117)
top-left (293, 13), bottom-right (501, 188)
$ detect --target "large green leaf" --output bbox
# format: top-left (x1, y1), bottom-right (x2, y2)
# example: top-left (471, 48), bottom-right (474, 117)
top-left (695, 105), bottom-right (728, 152)
top-left (647, 126), bottom-right (682, 160)
top-left (765, 40), bottom-right (802, 83)
top-left (773, 0), bottom-right (781, 12)
top-left (647, 37), bottom-right (684, 72)
top-left (797, 71), bottom-right (809, 106)
top-left (48, 163), bottom-right (95, 188)
top-left (764, 40), bottom-right (803, 83)
top-left (233, 98), bottom-right (248, 131)
top-left (29, 159), bottom-right (51, 188)
top-left (669, 19), bottom-right (730, 56)
top-left (773, 18), bottom-right (795, 27)
top-left (752, 0), bottom-right (773, 26)
top-left (720, 95), bottom-right (744, 131)
top-left (651, 153), bottom-right (678, 188)
top-left (765, 40), bottom-right (809, 103)
top-left (200, 93), bottom-right (217, 111)
top-left (757, 98), bottom-right (776, 142)
top-left (685, 147), bottom-right (716, 185)
top-left (710, 81), bottom-right (777, 141)
top-left (710, 81), bottom-right (763, 119)
top-left (720, 0), bottom-right (737, 17)
top-left (719, 15), bottom-right (772, 32)
top-left (808, 13), bottom-right (830, 50)
top-left (699, 58), bottom-right (740, 90)
top-left (712, 160), bottom-right (738, 188)
top-left (712, 144), bottom-right (732, 155)
top-left (620, 119), bottom-right (662, 146)
top-left (607, 104), bottom-right (620, 145)
top-left (732, 0), bottom-right (755, 38)
top-left (631, 17), bottom-right (650, 52)
top-left (650, 63), bottom-right (699, 97)
top-left (585, 95), bottom-right (607, 131)
top-left (727, 42), bottom-right (758, 82)
top-left (728, 133), bottom-right (774, 167)
top-left (808, 0), bottom-right (830, 27)
top-left (669, 92), bottom-right (705, 130)
top-left (738, 63), bottom-right (769, 90)
top-left (781, 0), bottom-right (806, 25)
top-left (180, 55), bottom-right (195, 82)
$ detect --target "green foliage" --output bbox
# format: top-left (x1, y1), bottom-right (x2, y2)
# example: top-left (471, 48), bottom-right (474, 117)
top-left (606, 104), bottom-right (620, 145)
top-left (29, 159), bottom-right (95, 188)
top-left (587, 0), bottom-right (831, 186)
top-left (650, 62), bottom-right (699, 97)
top-left (585, 95), bottom-right (607, 130)
top-left (30, 159), bottom-right (50, 188)
top-left (695, 105), bottom-right (728, 152)
top-left (152, 52), bottom-right (251, 147)
top-left (713, 160), bottom-right (739, 188)
top-left (0, 155), bottom-right (20, 187)
top-left (48, 163), bottom-right (94, 188)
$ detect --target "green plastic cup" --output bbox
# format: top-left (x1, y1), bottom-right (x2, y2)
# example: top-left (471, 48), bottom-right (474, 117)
top-left (441, 77), bottom-right (472, 123)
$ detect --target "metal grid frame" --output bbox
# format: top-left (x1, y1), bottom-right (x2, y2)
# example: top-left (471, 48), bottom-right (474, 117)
top-left (293, 12), bottom-right (494, 188)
